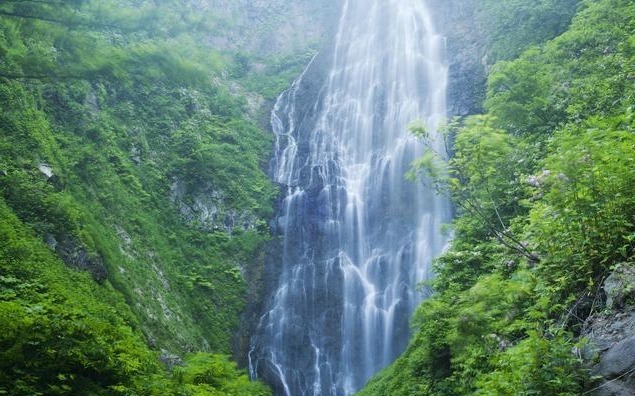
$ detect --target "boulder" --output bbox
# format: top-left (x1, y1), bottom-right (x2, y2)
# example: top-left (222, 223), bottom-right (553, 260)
top-left (160, 351), bottom-right (183, 370)
top-left (593, 335), bottom-right (635, 378)
top-left (581, 264), bottom-right (635, 395)
top-left (594, 380), bottom-right (635, 396)
top-left (605, 264), bottom-right (635, 309)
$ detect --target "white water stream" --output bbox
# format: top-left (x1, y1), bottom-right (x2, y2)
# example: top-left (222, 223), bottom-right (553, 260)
top-left (250, 1), bottom-right (451, 394)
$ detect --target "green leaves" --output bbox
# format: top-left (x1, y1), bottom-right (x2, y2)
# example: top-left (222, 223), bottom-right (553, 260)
top-left (0, 188), bottom-right (270, 394)
top-left (475, 330), bottom-right (585, 396)
top-left (527, 121), bottom-right (635, 304)
top-left (486, 51), bottom-right (560, 135)
top-left (0, 0), bottom-right (233, 84)
top-left (480, 0), bottom-right (579, 61)
top-left (0, 199), bottom-right (158, 395)
top-left (174, 353), bottom-right (271, 395)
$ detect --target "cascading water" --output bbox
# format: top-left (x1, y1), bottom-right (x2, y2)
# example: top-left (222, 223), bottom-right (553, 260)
top-left (249, 0), bottom-right (452, 394)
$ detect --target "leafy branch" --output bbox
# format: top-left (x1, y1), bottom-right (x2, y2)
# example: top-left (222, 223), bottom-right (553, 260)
top-left (408, 115), bottom-right (539, 263)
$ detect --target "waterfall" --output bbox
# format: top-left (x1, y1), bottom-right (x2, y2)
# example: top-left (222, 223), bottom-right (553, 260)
top-left (249, 0), bottom-right (452, 394)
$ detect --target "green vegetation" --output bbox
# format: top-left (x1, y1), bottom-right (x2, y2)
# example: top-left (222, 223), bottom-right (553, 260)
top-left (0, 0), bottom-right (284, 394)
top-left (480, 0), bottom-right (580, 61)
top-left (0, 200), bottom-right (271, 395)
top-left (359, 0), bottom-right (635, 394)
top-left (5, 0), bottom-right (633, 393)
top-left (241, 50), bottom-right (317, 100)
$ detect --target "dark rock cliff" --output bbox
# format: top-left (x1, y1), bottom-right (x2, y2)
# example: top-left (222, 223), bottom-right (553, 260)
top-left (427, 0), bottom-right (489, 116)
top-left (583, 264), bottom-right (635, 396)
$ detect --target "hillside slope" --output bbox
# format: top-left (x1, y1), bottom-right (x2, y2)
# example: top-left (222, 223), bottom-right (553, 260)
top-left (0, 0), bottom-right (330, 394)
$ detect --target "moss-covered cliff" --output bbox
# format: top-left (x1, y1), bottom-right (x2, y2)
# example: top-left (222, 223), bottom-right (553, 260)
top-left (0, 0), bottom-right (334, 394)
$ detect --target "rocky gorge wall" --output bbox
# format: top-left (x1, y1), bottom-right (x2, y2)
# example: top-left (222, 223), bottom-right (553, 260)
top-left (203, 0), bottom-right (340, 56)
top-left (428, 0), bottom-right (490, 116)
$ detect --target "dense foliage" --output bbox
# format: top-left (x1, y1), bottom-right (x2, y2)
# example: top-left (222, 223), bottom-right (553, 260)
top-left (480, 0), bottom-right (580, 61)
top-left (0, 200), bottom-right (271, 395)
top-left (359, 0), bottom-right (635, 394)
top-left (0, 0), bottom-right (306, 393)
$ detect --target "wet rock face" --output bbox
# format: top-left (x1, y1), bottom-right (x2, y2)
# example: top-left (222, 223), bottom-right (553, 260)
top-left (427, 0), bottom-right (489, 117)
top-left (248, 47), bottom-right (346, 394)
